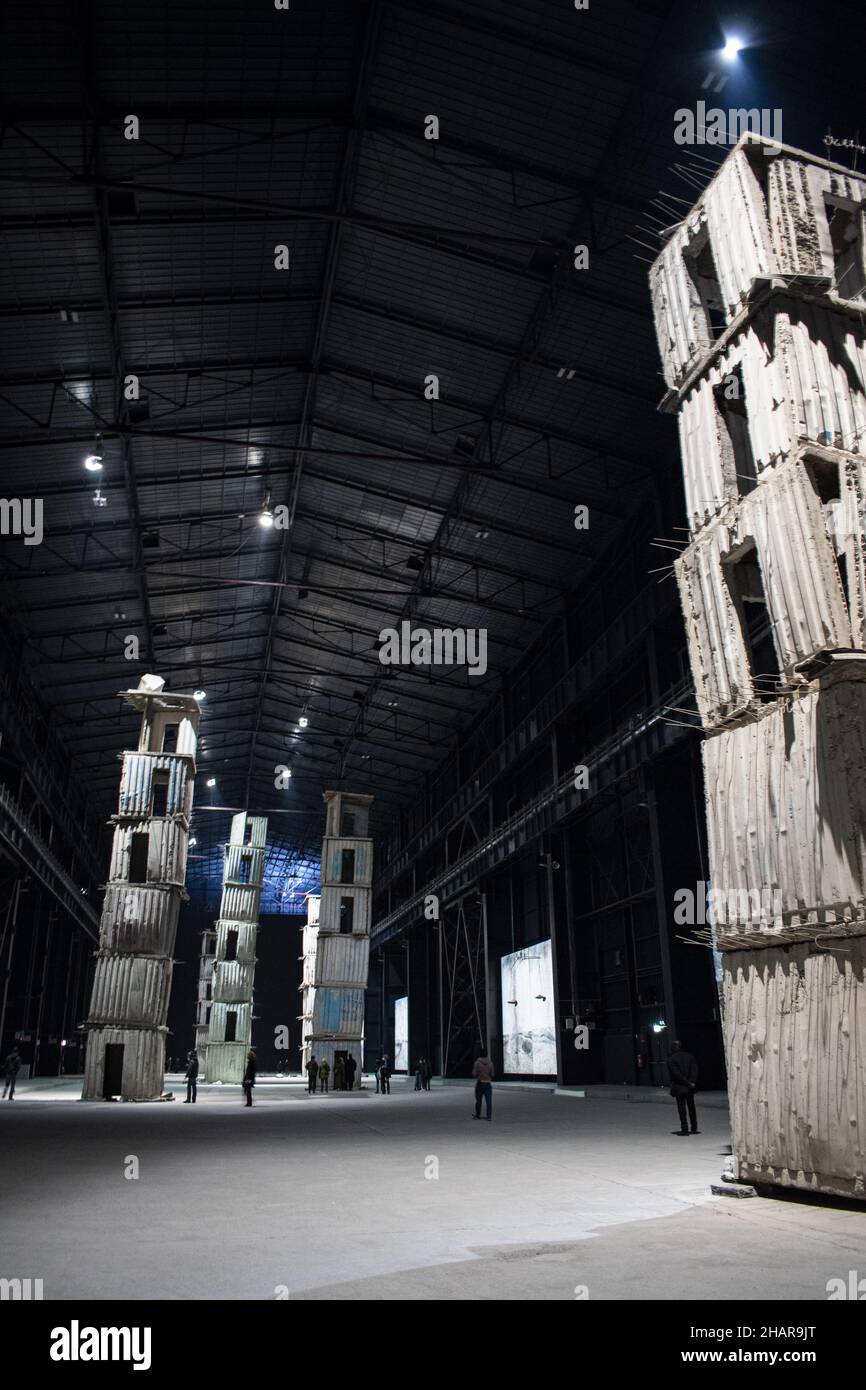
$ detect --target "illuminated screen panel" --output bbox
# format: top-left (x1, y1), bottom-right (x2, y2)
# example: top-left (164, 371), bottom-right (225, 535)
top-left (394, 995), bottom-right (409, 1072)
top-left (500, 940), bottom-right (555, 1074)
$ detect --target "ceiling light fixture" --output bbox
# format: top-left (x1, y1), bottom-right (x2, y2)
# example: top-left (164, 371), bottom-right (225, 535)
top-left (722, 35), bottom-right (744, 60)
top-left (259, 492), bottom-right (274, 528)
top-left (84, 434), bottom-right (104, 471)
top-left (298, 716), bottom-right (309, 728)
top-left (193, 689), bottom-right (206, 701)
top-left (206, 778), bottom-right (216, 788)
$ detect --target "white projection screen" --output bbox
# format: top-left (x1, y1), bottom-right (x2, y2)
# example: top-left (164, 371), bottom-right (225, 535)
top-left (394, 995), bottom-right (409, 1072)
top-left (501, 940), bottom-right (556, 1074)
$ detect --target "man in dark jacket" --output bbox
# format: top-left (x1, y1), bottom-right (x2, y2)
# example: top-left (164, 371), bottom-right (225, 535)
top-left (378, 1055), bottom-right (391, 1094)
top-left (306, 1056), bottom-right (319, 1094)
top-left (345, 1055), bottom-right (357, 1091)
top-left (184, 1050), bottom-right (199, 1103)
top-left (2, 1047), bottom-right (21, 1101)
top-left (243, 1049), bottom-right (257, 1107)
top-left (667, 1041), bottom-right (699, 1135)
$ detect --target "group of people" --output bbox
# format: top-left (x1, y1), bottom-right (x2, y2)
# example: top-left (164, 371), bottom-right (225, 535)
top-left (4, 1034), bottom-right (701, 1133)
top-left (413, 1057), bottom-right (433, 1091)
top-left (306, 1054), bottom-right (358, 1093)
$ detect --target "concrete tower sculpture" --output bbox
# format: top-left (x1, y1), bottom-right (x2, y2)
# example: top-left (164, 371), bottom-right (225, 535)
top-left (82, 675), bottom-right (200, 1101)
top-left (300, 791), bottom-right (373, 1086)
top-left (650, 135), bottom-right (866, 1198)
top-left (193, 925), bottom-right (217, 1064)
top-left (204, 813), bottom-right (268, 1083)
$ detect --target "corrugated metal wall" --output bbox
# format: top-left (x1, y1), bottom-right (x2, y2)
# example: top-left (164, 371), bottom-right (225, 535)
top-left (87, 954), bottom-right (172, 1028)
top-left (321, 836), bottom-right (373, 885)
top-left (100, 884), bottom-right (180, 955)
top-left (315, 933), bottom-right (370, 986)
top-left (724, 936), bottom-right (866, 1198)
top-left (704, 676), bottom-right (866, 930)
top-left (704, 148), bottom-right (773, 321)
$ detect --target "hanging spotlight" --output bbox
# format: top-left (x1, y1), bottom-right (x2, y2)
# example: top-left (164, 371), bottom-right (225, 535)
top-left (721, 35), bottom-right (744, 60)
top-left (206, 777), bottom-right (216, 788)
top-left (92, 489), bottom-right (108, 508)
top-left (259, 491), bottom-right (274, 528)
top-left (193, 689), bottom-right (206, 701)
top-left (84, 436), bottom-right (103, 472)
top-left (189, 837), bottom-right (197, 847)
top-left (298, 716), bottom-right (309, 728)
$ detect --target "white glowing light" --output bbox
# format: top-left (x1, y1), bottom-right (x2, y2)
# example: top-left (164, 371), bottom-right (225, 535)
top-left (258, 508), bottom-right (274, 528)
top-left (193, 689), bottom-right (206, 701)
top-left (722, 36), bottom-right (744, 60)
top-left (206, 778), bottom-right (216, 788)
top-left (84, 453), bottom-right (103, 472)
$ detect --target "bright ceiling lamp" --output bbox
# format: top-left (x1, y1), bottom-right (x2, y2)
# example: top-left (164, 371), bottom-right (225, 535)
top-left (722, 35), bottom-right (744, 60)
top-left (84, 435), bottom-right (103, 471)
top-left (193, 689), bottom-right (206, 701)
top-left (298, 716), bottom-right (309, 728)
top-left (259, 491), bottom-right (274, 527)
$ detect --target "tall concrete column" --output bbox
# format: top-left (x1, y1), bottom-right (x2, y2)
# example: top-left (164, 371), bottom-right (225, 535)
top-left (204, 813), bottom-right (268, 1083)
top-left (82, 674), bottom-right (200, 1101)
top-left (650, 134), bottom-right (866, 1198)
top-left (300, 791), bottom-right (373, 1086)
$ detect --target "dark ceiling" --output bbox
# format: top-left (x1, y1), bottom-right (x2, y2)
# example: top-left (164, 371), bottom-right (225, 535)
top-left (0, 0), bottom-right (861, 906)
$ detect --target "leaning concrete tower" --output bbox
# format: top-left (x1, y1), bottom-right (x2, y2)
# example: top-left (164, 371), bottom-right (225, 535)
top-left (650, 134), bottom-right (866, 1198)
top-left (204, 812), bottom-right (268, 1083)
top-left (300, 791), bottom-right (373, 1086)
top-left (82, 675), bottom-right (200, 1101)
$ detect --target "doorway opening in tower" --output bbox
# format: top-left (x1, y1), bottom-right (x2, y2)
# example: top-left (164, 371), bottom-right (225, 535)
top-left (724, 545), bottom-right (782, 699)
top-left (806, 456), bottom-right (851, 611)
top-left (714, 366), bottom-right (757, 496)
top-left (684, 228), bottom-right (725, 340)
top-left (824, 197), bottom-right (863, 298)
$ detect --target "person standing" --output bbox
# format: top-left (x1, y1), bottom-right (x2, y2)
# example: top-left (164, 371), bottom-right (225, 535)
top-left (345, 1055), bottom-right (357, 1092)
top-left (306, 1056), bottom-right (319, 1094)
top-left (378, 1054), bottom-right (391, 1094)
top-left (667, 1040), bottom-right (699, 1135)
top-left (184, 1050), bottom-right (199, 1104)
top-left (472, 1050), bottom-right (494, 1120)
top-left (2, 1047), bottom-right (22, 1101)
top-left (414, 1058), bottom-right (423, 1091)
top-left (242, 1048), bottom-right (257, 1108)
top-left (318, 1058), bottom-right (330, 1093)
top-left (333, 1056), bottom-right (345, 1092)
top-left (422, 1058), bottom-right (433, 1092)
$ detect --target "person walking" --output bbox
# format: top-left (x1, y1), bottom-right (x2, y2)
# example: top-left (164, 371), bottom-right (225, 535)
top-left (242, 1048), bottom-right (257, 1108)
top-left (318, 1058), bottom-right (330, 1093)
top-left (184, 1049), bottom-right (199, 1104)
top-left (306, 1056), bottom-right (319, 1094)
top-left (378, 1054), bottom-right (391, 1094)
top-left (333, 1056), bottom-right (346, 1092)
top-left (472, 1050), bottom-right (494, 1120)
top-left (413, 1058), bottom-right (423, 1091)
top-left (667, 1040), bottom-right (699, 1135)
top-left (345, 1055), bottom-right (357, 1092)
top-left (2, 1047), bottom-right (22, 1101)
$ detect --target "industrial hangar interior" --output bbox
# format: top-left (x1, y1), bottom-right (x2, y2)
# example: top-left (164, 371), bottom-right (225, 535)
top-left (1, 0), bottom-right (866, 1319)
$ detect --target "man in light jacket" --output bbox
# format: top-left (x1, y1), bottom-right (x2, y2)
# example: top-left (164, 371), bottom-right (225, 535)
top-left (472, 1050), bottom-right (494, 1121)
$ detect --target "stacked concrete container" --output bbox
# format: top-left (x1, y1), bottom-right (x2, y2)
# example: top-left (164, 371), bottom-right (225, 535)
top-left (299, 791), bottom-right (373, 1085)
top-left (651, 136), bottom-right (866, 1198)
top-left (82, 675), bottom-right (200, 1101)
top-left (194, 927), bottom-right (217, 1063)
top-left (204, 813), bottom-right (267, 1083)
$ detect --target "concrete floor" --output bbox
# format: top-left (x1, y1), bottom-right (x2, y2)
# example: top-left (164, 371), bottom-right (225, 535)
top-left (1, 1075), bottom-right (864, 1300)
